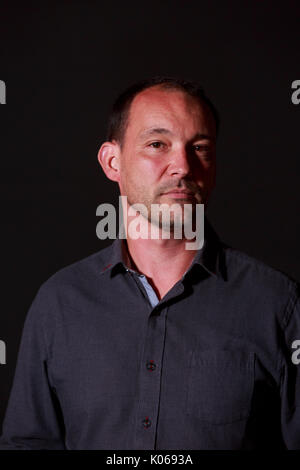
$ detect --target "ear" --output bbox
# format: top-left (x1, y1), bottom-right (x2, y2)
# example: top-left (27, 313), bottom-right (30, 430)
top-left (97, 140), bottom-right (121, 183)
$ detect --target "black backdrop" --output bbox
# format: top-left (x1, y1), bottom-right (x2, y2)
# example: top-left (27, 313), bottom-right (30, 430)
top-left (0, 0), bottom-right (299, 430)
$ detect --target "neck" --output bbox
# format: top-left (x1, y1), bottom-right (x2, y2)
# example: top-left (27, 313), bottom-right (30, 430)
top-left (124, 231), bottom-right (198, 279)
top-left (118, 196), bottom-right (204, 298)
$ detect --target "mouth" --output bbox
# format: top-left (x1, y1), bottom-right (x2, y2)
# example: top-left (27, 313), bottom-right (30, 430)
top-left (162, 190), bottom-right (195, 199)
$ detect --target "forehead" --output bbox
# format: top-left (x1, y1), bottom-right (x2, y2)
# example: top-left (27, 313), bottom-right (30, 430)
top-left (126, 86), bottom-right (216, 140)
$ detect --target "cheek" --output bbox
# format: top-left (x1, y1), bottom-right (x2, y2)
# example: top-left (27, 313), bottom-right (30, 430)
top-left (205, 169), bottom-right (216, 191)
top-left (121, 152), bottom-right (164, 191)
top-left (134, 158), bottom-right (162, 180)
top-left (201, 161), bottom-right (216, 178)
top-left (120, 165), bottom-right (148, 195)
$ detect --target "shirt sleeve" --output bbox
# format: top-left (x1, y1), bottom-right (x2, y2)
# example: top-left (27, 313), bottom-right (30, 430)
top-left (280, 286), bottom-right (300, 449)
top-left (0, 286), bottom-right (66, 450)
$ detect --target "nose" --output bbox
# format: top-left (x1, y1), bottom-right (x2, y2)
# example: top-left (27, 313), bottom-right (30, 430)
top-left (167, 146), bottom-right (193, 178)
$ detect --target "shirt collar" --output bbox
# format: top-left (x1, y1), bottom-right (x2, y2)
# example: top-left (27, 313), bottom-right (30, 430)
top-left (99, 215), bottom-right (225, 281)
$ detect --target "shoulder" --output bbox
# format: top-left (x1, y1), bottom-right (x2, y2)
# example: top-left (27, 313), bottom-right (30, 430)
top-left (34, 242), bottom-right (115, 311)
top-left (222, 243), bottom-right (300, 325)
top-left (224, 244), bottom-right (298, 286)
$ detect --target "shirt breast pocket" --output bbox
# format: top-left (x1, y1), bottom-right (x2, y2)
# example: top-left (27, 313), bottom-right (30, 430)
top-left (186, 349), bottom-right (255, 425)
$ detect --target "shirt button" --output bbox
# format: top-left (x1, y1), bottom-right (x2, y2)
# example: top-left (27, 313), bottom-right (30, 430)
top-left (146, 361), bottom-right (156, 371)
top-left (142, 417), bottom-right (151, 428)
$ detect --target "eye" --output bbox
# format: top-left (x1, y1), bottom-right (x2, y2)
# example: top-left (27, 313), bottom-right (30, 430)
top-left (194, 144), bottom-right (210, 152)
top-left (193, 144), bottom-right (212, 160)
top-left (149, 141), bottom-right (164, 149)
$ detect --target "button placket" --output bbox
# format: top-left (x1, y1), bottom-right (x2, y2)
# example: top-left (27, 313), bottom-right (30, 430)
top-left (134, 310), bottom-right (168, 449)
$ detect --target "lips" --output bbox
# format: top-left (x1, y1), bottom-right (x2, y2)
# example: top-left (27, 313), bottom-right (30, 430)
top-left (162, 190), bottom-right (194, 196)
top-left (162, 190), bottom-right (195, 199)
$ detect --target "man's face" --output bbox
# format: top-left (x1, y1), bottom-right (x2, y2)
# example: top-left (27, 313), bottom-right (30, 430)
top-left (118, 86), bottom-right (217, 230)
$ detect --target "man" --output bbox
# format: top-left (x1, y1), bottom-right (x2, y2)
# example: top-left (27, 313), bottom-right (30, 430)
top-left (0, 76), bottom-right (300, 450)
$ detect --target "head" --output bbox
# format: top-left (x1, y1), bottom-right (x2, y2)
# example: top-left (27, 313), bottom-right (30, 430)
top-left (98, 76), bottom-right (219, 232)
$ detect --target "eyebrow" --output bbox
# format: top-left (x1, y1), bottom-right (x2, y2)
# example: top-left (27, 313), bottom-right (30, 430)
top-left (138, 127), bottom-right (214, 141)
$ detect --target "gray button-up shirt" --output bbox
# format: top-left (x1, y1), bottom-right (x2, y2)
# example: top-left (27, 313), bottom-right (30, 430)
top-left (1, 217), bottom-right (300, 450)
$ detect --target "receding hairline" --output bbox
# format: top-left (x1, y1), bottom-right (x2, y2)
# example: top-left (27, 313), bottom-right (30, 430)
top-left (123, 85), bottom-right (217, 143)
top-left (106, 77), bottom-right (220, 149)
top-left (129, 83), bottom-right (209, 107)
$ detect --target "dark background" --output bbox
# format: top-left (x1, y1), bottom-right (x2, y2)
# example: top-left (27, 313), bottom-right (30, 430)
top-left (0, 0), bottom-right (299, 430)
